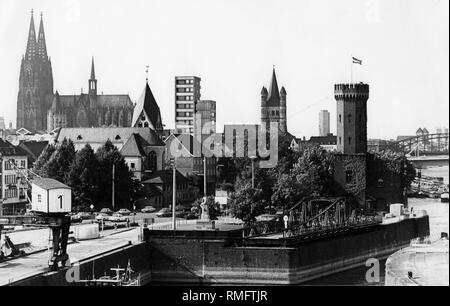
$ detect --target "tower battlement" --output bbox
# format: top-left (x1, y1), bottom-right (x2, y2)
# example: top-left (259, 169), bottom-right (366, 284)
top-left (334, 83), bottom-right (369, 101)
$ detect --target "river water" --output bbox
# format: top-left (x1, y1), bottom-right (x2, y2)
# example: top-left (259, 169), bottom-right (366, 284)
top-left (305, 165), bottom-right (449, 286)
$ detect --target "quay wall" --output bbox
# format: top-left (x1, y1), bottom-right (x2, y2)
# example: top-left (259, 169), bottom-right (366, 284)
top-left (9, 242), bottom-right (152, 286)
top-left (146, 216), bottom-right (430, 285)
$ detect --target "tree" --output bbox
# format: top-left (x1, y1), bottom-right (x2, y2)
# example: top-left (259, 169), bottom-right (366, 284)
top-left (39, 138), bottom-right (76, 183)
top-left (95, 140), bottom-right (133, 209)
top-left (33, 143), bottom-right (56, 176)
top-left (229, 178), bottom-right (266, 225)
top-left (271, 145), bottom-right (335, 210)
top-left (66, 144), bottom-right (100, 210)
top-left (292, 145), bottom-right (335, 197)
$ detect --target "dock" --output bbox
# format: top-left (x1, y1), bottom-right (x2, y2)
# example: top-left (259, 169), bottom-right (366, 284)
top-left (0, 227), bottom-right (142, 286)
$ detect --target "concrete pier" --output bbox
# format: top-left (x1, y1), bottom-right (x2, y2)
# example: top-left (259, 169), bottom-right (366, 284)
top-left (0, 228), bottom-right (148, 286)
top-left (385, 237), bottom-right (449, 286)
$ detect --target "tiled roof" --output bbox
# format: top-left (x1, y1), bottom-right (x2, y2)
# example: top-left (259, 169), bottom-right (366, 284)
top-left (56, 127), bottom-right (165, 147)
top-left (120, 133), bottom-right (164, 157)
top-left (18, 140), bottom-right (49, 161)
top-left (142, 170), bottom-right (188, 185)
top-left (0, 138), bottom-right (29, 156)
top-left (57, 94), bottom-right (133, 109)
top-left (309, 135), bottom-right (337, 145)
top-left (32, 177), bottom-right (70, 190)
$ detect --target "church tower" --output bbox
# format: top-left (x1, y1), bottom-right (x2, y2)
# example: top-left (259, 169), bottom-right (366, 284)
top-left (260, 68), bottom-right (287, 133)
top-left (16, 11), bottom-right (53, 131)
top-left (89, 57), bottom-right (97, 97)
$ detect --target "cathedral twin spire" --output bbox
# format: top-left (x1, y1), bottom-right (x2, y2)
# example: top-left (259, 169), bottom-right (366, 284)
top-left (25, 9), bottom-right (48, 61)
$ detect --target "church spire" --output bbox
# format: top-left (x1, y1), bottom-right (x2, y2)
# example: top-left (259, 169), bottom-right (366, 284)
top-left (268, 67), bottom-right (280, 100)
top-left (25, 9), bottom-right (37, 60)
top-left (90, 56), bottom-right (96, 80)
top-left (89, 57), bottom-right (97, 96)
top-left (37, 12), bottom-right (48, 60)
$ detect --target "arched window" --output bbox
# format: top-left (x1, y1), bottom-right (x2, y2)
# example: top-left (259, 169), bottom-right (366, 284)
top-left (144, 122), bottom-right (149, 128)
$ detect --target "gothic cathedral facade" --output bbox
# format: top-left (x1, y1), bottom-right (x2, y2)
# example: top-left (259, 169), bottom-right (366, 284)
top-left (16, 12), bottom-right (134, 132)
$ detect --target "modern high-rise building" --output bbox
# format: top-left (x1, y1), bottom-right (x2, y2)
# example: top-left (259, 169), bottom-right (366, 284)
top-left (319, 110), bottom-right (330, 136)
top-left (175, 76), bottom-right (201, 134)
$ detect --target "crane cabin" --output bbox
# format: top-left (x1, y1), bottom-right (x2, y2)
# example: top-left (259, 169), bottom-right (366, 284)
top-left (31, 178), bottom-right (71, 214)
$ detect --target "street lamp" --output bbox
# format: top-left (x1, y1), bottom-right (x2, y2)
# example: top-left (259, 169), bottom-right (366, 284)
top-left (249, 156), bottom-right (258, 189)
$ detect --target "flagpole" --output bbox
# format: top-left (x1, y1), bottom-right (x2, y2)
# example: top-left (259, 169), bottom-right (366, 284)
top-left (350, 55), bottom-right (353, 83)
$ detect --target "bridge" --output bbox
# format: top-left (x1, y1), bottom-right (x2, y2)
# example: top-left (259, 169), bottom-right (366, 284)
top-left (241, 197), bottom-right (380, 240)
top-left (388, 133), bottom-right (449, 168)
top-left (389, 133), bottom-right (449, 156)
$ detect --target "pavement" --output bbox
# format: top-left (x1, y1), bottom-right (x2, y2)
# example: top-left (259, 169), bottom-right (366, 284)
top-left (0, 227), bottom-right (141, 286)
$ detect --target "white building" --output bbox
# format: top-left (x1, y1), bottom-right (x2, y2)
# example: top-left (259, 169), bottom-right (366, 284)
top-left (0, 139), bottom-right (29, 216)
top-left (175, 76), bottom-right (201, 134)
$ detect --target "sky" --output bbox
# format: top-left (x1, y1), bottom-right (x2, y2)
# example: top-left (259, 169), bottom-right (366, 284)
top-left (0, 0), bottom-right (448, 139)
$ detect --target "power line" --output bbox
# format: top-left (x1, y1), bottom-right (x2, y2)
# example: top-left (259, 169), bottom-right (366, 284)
top-left (287, 94), bottom-right (334, 120)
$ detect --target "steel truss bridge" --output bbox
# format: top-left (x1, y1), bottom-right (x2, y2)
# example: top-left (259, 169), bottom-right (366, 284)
top-left (389, 133), bottom-right (449, 157)
top-left (241, 197), bottom-right (380, 240)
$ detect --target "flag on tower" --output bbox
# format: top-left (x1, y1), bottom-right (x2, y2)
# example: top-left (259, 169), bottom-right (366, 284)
top-left (352, 57), bottom-right (362, 65)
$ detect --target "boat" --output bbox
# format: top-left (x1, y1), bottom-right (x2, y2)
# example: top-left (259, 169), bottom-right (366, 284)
top-left (79, 260), bottom-right (140, 286)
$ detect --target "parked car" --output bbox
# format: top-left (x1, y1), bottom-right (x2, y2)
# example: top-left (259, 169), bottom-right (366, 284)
top-left (109, 213), bottom-right (128, 222)
top-left (95, 213), bottom-right (110, 222)
top-left (255, 214), bottom-right (277, 222)
top-left (141, 206), bottom-right (157, 213)
top-left (100, 208), bottom-right (114, 215)
top-left (76, 212), bottom-right (92, 220)
top-left (116, 208), bottom-right (131, 216)
top-left (156, 208), bottom-right (172, 218)
top-left (184, 212), bottom-right (199, 220)
top-left (70, 214), bottom-right (83, 223)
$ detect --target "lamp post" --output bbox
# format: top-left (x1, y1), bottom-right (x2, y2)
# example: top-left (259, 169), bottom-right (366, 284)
top-left (170, 158), bottom-right (176, 231)
top-left (249, 156), bottom-right (258, 189)
top-left (132, 198), bottom-right (147, 224)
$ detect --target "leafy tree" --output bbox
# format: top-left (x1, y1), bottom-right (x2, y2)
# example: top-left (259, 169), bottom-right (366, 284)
top-left (229, 178), bottom-right (266, 225)
top-left (40, 138), bottom-right (76, 183)
top-left (292, 145), bottom-right (335, 197)
top-left (95, 140), bottom-right (133, 209)
top-left (33, 143), bottom-right (56, 176)
top-left (66, 144), bottom-right (100, 210)
top-left (271, 145), bottom-right (335, 210)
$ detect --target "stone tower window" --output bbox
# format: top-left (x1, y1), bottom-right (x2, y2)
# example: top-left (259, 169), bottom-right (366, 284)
top-left (348, 114), bottom-right (352, 123)
top-left (77, 135), bottom-right (82, 140)
top-left (348, 137), bottom-right (352, 145)
top-left (339, 114), bottom-right (342, 123)
top-left (345, 170), bottom-right (353, 184)
top-left (115, 135), bottom-right (121, 140)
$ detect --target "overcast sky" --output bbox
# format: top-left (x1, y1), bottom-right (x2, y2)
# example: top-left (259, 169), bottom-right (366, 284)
top-left (0, 0), bottom-right (448, 139)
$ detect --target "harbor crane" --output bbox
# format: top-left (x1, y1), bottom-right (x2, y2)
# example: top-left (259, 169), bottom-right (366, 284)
top-left (0, 159), bottom-right (71, 271)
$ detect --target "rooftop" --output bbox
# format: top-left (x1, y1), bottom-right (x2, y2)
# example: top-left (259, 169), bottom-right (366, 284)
top-left (32, 177), bottom-right (71, 190)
